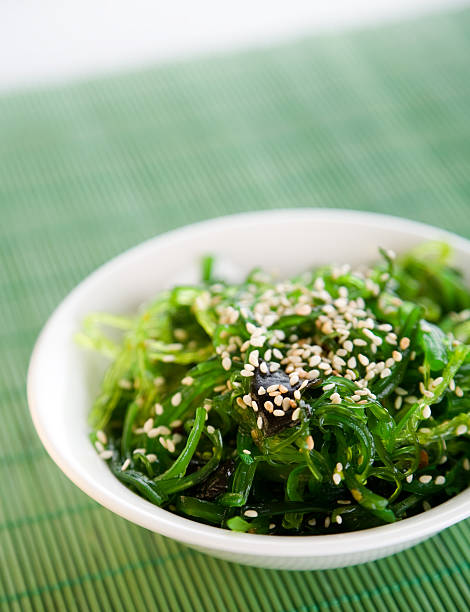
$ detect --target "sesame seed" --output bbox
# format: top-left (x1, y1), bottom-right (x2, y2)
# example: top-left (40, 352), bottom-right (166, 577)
top-left (143, 418), bottom-right (154, 433)
top-left (332, 473), bottom-right (341, 485)
top-left (241, 369), bottom-right (254, 377)
top-left (296, 304), bottom-right (312, 316)
top-left (455, 386), bottom-right (464, 398)
top-left (155, 403), bottom-right (164, 416)
top-left (243, 449), bottom-right (251, 455)
top-left (270, 363), bottom-right (281, 372)
top-left (336, 462), bottom-right (343, 472)
top-left (170, 419), bottom-right (182, 428)
top-left (146, 454), bottom-right (157, 463)
top-left (308, 517), bottom-right (317, 526)
top-left (399, 337), bottom-right (410, 350)
top-left (292, 407), bottom-right (301, 420)
top-left (249, 350), bottom-right (260, 367)
top-left (148, 426), bottom-right (171, 438)
top-left (323, 382), bottom-right (335, 391)
top-left (423, 501), bottom-right (432, 511)
top-left (133, 448), bottom-right (146, 454)
top-left (182, 376), bottom-right (194, 386)
top-left (100, 450), bottom-right (113, 460)
top-left (250, 335), bottom-right (266, 347)
top-left (378, 323), bottom-right (393, 332)
top-left (273, 348), bottom-right (283, 360)
top-left (395, 387), bottom-right (407, 396)
top-left (449, 379), bottom-right (456, 391)
top-left (347, 357), bottom-right (357, 369)
top-left (207, 425), bottom-right (215, 434)
top-left (456, 424), bottom-right (467, 436)
top-left (324, 517), bottom-right (331, 528)
top-left (419, 475), bottom-right (432, 484)
top-left (167, 440), bottom-right (176, 453)
top-left (118, 379), bottom-right (132, 389)
top-left (236, 397), bottom-right (246, 408)
top-left (309, 355), bottom-right (322, 367)
top-left (385, 358), bottom-right (395, 368)
top-left (336, 348), bottom-right (348, 357)
top-left (273, 409), bottom-right (285, 417)
top-left (406, 474), bottom-right (413, 483)
top-left (354, 339), bottom-right (368, 347)
top-left (395, 396), bottom-right (403, 410)
top-left (439, 455), bottom-right (447, 464)
top-left (343, 340), bottom-right (354, 352)
top-left (274, 395), bottom-right (284, 406)
top-left (435, 476), bottom-right (446, 485)
top-left (95, 441), bottom-right (104, 453)
top-left (96, 430), bottom-right (107, 445)
top-left (244, 509), bottom-right (258, 518)
top-left (244, 363), bottom-right (255, 372)
top-left (269, 523), bottom-right (276, 529)
top-left (222, 357), bottom-right (232, 371)
top-left (121, 458), bottom-right (131, 471)
top-left (392, 351), bottom-right (402, 362)
top-left (463, 458), bottom-right (470, 471)
top-left (267, 384), bottom-right (279, 393)
top-left (252, 400), bottom-right (259, 412)
top-left (431, 376), bottom-right (444, 387)
top-left (380, 368), bottom-right (392, 379)
top-left (257, 416), bottom-right (263, 429)
top-left (358, 354), bottom-right (369, 367)
top-left (171, 392), bottom-right (182, 407)
top-left (330, 392), bottom-right (341, 404)
top-left (259, 362), bottom-right (268, 374)
top-left (306, 435), bottom-right (314, 450)
top-left (422, 406), bottom-right (432, 419)
top-left (335, 515), bottom-right (343, 525)
top-left (289, 374), bottom-right (299, 386)
top-left (154, 376), bottom-right (165, 386)
top-left (351, 394), bottom-right (361, 402)
top-left (243, 394), bottom-right (252, 406)
top-left (264, 401), bottom-right (274, 412)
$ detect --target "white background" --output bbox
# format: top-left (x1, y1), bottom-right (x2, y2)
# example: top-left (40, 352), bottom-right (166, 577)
top-left (1, 0), bottom-right (468, 92)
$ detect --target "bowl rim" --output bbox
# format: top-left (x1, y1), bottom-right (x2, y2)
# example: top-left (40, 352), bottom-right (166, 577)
top-left (27, 208), bottom-right (470, 558)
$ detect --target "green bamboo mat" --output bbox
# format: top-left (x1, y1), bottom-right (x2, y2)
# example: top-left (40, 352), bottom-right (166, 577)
top-left (2, 7), bottom-right (470, 611)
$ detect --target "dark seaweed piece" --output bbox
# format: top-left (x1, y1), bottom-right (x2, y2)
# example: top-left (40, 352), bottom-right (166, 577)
top-left (190, 460), bottom-right (236, 500)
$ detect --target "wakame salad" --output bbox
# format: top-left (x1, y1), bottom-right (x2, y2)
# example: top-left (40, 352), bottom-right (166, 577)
top-left (78, 242), bottom-right (470, 534)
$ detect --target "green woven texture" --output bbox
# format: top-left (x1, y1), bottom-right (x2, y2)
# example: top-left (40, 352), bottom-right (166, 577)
top-left (2, 7), bottom-right (470, 611)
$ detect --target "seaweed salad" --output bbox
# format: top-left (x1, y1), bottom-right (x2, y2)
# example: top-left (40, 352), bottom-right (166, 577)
top-left (78, 242), bottom-right (470, 534)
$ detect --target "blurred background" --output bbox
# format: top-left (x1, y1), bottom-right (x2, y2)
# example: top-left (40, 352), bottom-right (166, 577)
top-left (2, 2), bottom-right (470, 610)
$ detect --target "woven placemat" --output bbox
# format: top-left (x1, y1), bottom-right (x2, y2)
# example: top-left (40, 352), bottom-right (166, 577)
top-left (1, 8), bottom-right (470, 611)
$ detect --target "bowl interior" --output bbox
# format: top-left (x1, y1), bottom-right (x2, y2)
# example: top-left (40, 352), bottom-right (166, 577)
top-left (28, 209), bottom-right (470, 559)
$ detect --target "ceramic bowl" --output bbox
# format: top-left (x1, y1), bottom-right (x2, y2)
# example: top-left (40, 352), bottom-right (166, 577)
top-left (27, 209), bottom-right (470, 570)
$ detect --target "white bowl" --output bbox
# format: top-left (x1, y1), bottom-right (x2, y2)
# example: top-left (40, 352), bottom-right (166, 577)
top-left (27, 209), bottom-right (470, 570)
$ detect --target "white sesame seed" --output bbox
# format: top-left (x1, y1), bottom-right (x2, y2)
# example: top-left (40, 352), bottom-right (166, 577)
top-left (289, 374), bottom-right (299, 386)
top-left (182, 376), bottom-right (194, 386)
top-left (259, 362), bottom-right (268, 374)
top-left (121, 458), bottom-right (131, 471)
top-left (324, 517), bottom-right (331, 528)
top-left (243, 449), bottom-right (252, 455)
top-left (385, 358), bottom-right (395, 368)
top-left (264, 401), bottom-right (274, 412)
top-left (257, 387), bottom-right (266, 396)
top-left (96, 430), bottom-right (107, 445)
top-left (154, 376), bottom-right (165, 387)
top-left (306, 435), bottom-right (314, 450)
top-left (431, 377), bottom-right (444, 387)
top-left (292, 407), bottom-right (301, 421)
top-left (308, 517), bottom-right (317, 526)
top-left (358, 354), bottom-right (369, 367)
top-left (250, 335), bottom-right (266, 347)
top-left (143, 418), bottom-right (154, 433)
top-left (267, 384), bottom-right (279, 393)
top-left (332, 473), bottom-right (341, 485)
top-left (222, 357), bottom-right (232, 371)
top-left (243, 394), bottom-right (252, 406)
top-left (351, 394), bottom-right (361, 402)
top-left (456, 424), bottom-right (467, 436)
top-left (249, 350), bottom-right (260, 367)
top-left (273, 348), bottom-right (283, 360)
top-left (257, 416), bottom-right (263, 429)
top-left (406, 474), bottom-right (413, 483)
top-left (395, 387), bottom-right (407, 396)
top-left (354, 339), bottom-right (368, 347)
top-left (455, 386), bottom-right (464, 398)
top-left (244, 509), bottom-right (258, 518)
top-left (118, 379), bottom-right (132, 389)
top-left (244, 363), bottom-right (255, 372)
top-left (323, 382), bottom-right (335, 391)
top-left (207, 425), bottom-right (215, 434)
top-left (133, 448), bottom-right (146, 454)
top-left (236, 397), bottom-right (246, 409)
top-left (167, 440), bottom-right (176, 453)
top-left (336, 348), bottom-right (348, 357)
top-left (252, 400), bottom-right (259, 412)
top-left (378, 323), bottom-right (393, 332)
top-left (146, 454), bottom-right (157, 463)
top-left (399, 337), bottom-right (410, 350)
top-left (241, 369), bottom-right (254, 377)
top-left (100, 450), bottom-right (113, 460)
top-left (273, 395), bottom-right (283, 406)
top-left (463, 458), bottom-right (470, 471)
top-left (439, 455), bottom-right (447, 464)
top-left (419, 475), bottom-right (432, 484)
top-left (392, 351), bottom-right (402, 362)
top-left (273, 409), bottom-right (285, 417)
top-left (94, 441), bottom-right (104, 453)
top-left (148, 426), bottom-right (171, 438)
top-left (155, 403), bottom-right (164, 416)
top-left (171, 392), bottom-right (182, 407)
top-left (422, 406), bottom-right (432, 419)
top-left (449, 379), bottom-right (456, 391)
top-left (395, 396), bottom-right (403, 410)
top-left (170, 419), bottom-right (182, 428)
top-left (347, 357), bottom-right (357, 369)
top-left (330, 392), bottom-right (341, 404)
top-left (435, 476), bottom-right (446, 485)
top-left (270, 363), bottom-right (281, 373)
top-left (335, 515), bottom-right (343, 525)
top-left (380, 368), bottom-right (392, 379)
